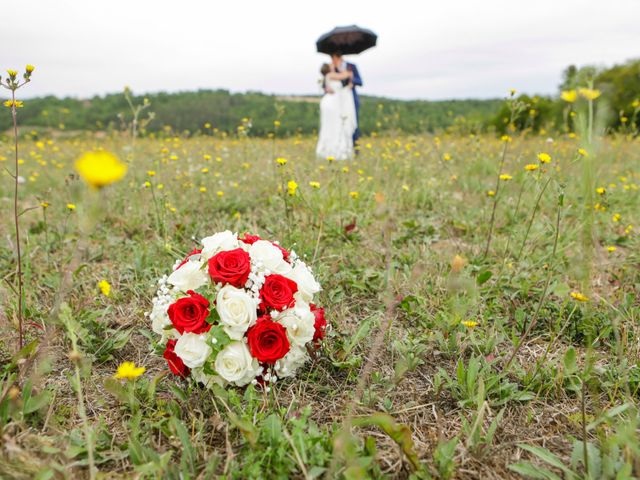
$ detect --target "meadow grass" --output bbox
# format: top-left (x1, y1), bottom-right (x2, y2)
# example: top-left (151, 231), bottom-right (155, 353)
top-left (0, 126), bottom-right (639, 479)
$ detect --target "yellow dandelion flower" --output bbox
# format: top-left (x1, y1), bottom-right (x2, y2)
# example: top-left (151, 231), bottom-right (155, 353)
top-left (577, 148), bottom-right (588, 157)
top-left (147, 170), bottom-right (156, 176)
top-left (501, 135), bottom-right (512, 143)
top-left (596, 187), bottom-right (606, 195)
top-left (201, 167), bottom-right (209, 173)
top-left (561, 90), bottom-right (577, 103)
top-left (274, 120), bottom-right (281, 127)
top-left (157, 183), bottom-right (164, 190)
top-left (276, 157), bottom-right (287, 166)
top-left (25, 64), bottom-right (35, 74)
top-left (287, 180), bottom-right (298, 196)
top-left (443, 153), bottom-right (452, 161)
top-left (570, 291), bottom-right (589, 302)
top-left (75, 151), bottom-right (127, 188)
top-left (309, 181), bottom-right (320, 189)
top-left (402, 184), bottom-right (410, 191)
top-left (114, 361), bottom-right (145, 380)
top-left (578, 88), bottom-right (601, 101)
top-left (326, 156), bottom-right (335, 162)
top-left (66, 203), bottom-right (76, 211)
top-left (606, 246), bottom-right (617, 252)
top-left (40, 202), bottom-right (50, 208)
top-left (487, 190), bottom-right (496, 197)
top-left (612, 213), bottom-right (621, 222)
top-left (7, 69), bottom-right (18, 78)
top-left (199, 186), bottom-right (207, 193)
top-left (349, 191), bottom-right (359, 199)
top-left (342, 166), bottom-right (349, 173)
top-left (217, 190), bottom-right (224, 197)
top-left (537, 153), bottom-right (551, 164)
top-left (524, 164), bottom-right (539, 171)
top-left (143, 181), bottom-right (151, 188)
top-left (461, 320), bottom-right (479, 328)
top-left (98, 280), bottom-right (111, 297)
top-left (499, 174), bottom-right (512, 181)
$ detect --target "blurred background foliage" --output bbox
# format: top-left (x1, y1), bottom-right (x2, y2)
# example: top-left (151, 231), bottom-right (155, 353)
top-left (1, 59), bottom-right (638, 137)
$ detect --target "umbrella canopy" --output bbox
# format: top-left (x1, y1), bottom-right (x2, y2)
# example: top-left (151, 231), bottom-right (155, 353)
top-left (316, 25), bottom-right (377, 55)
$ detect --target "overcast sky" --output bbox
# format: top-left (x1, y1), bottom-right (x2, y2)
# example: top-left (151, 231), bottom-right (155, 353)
top-left (3, 0), bottom-right (639, 101)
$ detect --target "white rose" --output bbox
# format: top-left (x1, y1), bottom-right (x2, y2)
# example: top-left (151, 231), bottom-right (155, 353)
top-left (151, 302), bottom-right (173, 337)
top-left (275, 305), bottom-right (315, 347)
top-left (285, 261), bottom-right (321, 302)
top-left (191, 368), bottom-right (226, 388)
top-left (174, 332), bottom-right (212, 369)
top-left (214, 341), bottom-right (259, 386)
top-left (216, 285), bottom-right (258, 340)
top-left (201, 230), bottom-right (239, 259)
top-left (275, 346), bottom-right (308, 378)
top-left (167, 259), bottom-right (208, 292)
top-left (249, 240), bottom-right (291, 275)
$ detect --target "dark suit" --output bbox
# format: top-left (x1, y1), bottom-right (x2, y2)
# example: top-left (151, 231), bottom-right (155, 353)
top-left (342, 62), bottom-right (362, 144)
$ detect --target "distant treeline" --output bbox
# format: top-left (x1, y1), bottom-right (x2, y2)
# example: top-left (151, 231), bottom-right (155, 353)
top-left (0, 89), bottom-right (502, 136)
top-left (2, 59), bottom-right (638, 137)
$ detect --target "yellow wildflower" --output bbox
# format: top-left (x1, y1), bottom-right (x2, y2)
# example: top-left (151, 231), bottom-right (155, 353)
top-left (276, 157), bottom-right (287, 166)
top-left (561, 90), bottom-right (577, 103)
top-left (217, 191), bottom-right (224, 197)
top-left (461, 320), bottom-right (479, 328)
top-left (274, 120), bottom-right (281, 127)
top-left (570, 291), bottom-right (589, 302)
top-left (501, 135), bottom-right (512, 143)
top-left (342, 166), bottom-right (349, 173)
top-left (75, 151), bottom-right (127, 188)
top-left (537, 153), bottom-right (551, 163)
top-left (25, 64), bottom-right (35, 74)
top-left (443, 153), bottom-right (452, 161)
top-left (577, 148), bottom-right (588, 157)
top-left (309, 181), bottom-right (320, 189)
top-left (402, 184), bottom-right (410, 191)
top-left (40, 202), bottom-right (50, 208)
top-left (499, 174), bottom-right (512, 181)
top-left (349, 191), bottom-right (359, 199)
top-left (287, 180), bottom-right (298, 196)
top-left (67, 203), bottom-right (76, 211)
top-left (114, 361), bottom-right (145, 380)
top-left (578, 88), bottom-right (601, 101)
top-left (596, 187), bottom-right (606, 195)
top-left (326, 156), bottom-right (335, 162)
top-left (524, 164), bottom-right (539, 171)
top-left (612, 213), bottom-right (621, 222)
top-left (7, 69), bottom-right (18, 78)
top-left (487, 190), bottom-right (496, 197)
top-left (199, 187), bottom-right (207, 193)
top-left (98, 280), bottom-right (111, 297)
top-left (606, 246), bottom-right (617, 252)
top-left (147, 170), bottom-right (156, 176)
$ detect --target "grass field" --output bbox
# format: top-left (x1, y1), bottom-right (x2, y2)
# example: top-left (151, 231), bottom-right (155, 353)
top-left (1, 114), bottom-right (639, 478)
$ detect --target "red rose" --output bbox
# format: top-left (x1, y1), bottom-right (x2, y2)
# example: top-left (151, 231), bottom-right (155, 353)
top-left (310, 304), bottom-right (327, 343)
top-left (175, 248), bottom-right (202, 270)
top-left (240, 233), bottom-right (261, 245)
top-left (246, 315), bottom-right (290, 364)
top-left (163, 339), bottom-right (190, 377)
top-left (208, 248), bottom-right (251, 287)
top-left (259, 274), bottom-right (298, 311)
top-left (168, 290), bottom-right (211, 334)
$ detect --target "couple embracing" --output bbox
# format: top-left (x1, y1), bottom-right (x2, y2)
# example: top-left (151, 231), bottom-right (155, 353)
top-left (315, 52), bottom-right (362, 161)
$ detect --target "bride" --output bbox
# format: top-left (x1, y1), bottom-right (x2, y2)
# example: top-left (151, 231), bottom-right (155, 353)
top-left (316, 63), bottom-right (357, 160)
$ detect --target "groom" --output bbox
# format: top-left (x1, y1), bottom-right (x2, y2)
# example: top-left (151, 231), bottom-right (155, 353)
top-left (326, 51), bottom-right (362, 147)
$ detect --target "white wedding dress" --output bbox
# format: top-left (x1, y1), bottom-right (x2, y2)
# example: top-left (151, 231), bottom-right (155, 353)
top-left (316, 79), bottom-right (357, 160)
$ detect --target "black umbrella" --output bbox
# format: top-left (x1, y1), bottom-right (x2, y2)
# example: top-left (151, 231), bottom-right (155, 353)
top-left (316, 25), bottom-right (377, 55)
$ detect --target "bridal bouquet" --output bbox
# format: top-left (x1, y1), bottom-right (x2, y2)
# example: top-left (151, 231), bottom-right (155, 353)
top-left (148, 231), bottom-right (326, 388)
